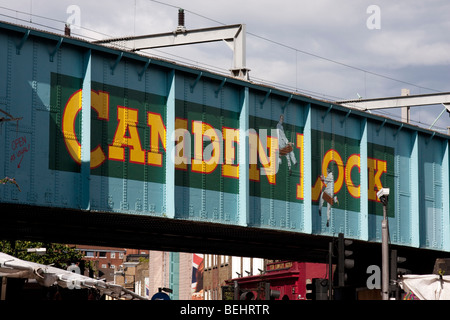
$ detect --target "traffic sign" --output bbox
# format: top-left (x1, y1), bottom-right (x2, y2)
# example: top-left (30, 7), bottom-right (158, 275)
top-left (151, 292), bottom-right (171, 300)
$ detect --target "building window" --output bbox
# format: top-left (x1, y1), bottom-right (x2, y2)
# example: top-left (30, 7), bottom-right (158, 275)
top-left (99, 252), bottom-right (107, 258)
top-left (119, 253), bottom-right (124, 259)
top-left (85, 251), bottom-right (94, 258)
top-left (111, 252), bottom-right (115, 259)
top-left (101, 264), bottom-right (107, 268)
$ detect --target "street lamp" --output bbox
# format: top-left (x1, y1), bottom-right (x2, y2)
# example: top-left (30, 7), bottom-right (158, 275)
top-left (377, 188), bottom-right (390, 300)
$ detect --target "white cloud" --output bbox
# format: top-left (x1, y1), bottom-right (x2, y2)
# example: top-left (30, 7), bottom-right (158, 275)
top-left (0, 0), bottom-right (449, 129)
top-left (364, 30), bottom-right (450, 68)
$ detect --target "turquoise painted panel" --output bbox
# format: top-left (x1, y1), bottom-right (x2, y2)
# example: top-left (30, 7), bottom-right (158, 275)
top-left (419, 135), bottom-right (446, 250)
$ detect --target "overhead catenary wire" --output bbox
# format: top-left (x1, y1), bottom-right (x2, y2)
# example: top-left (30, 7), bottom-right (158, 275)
top-left (1, 2), bottom-right (448, 132)
top-left (156, 1), bottom-right (443, 94)
top-left (0, 2), bottom-right (443, 96)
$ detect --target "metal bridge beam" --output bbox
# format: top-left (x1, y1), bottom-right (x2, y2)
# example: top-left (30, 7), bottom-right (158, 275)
top-left (360, 118), bottom-right (369, 240)
top-left (81, 49), bottom-right (91, 211)
top-left (444, 141), bottom-right (450, 251)
top-left (338, 92), bottom-right (450, 110)
top-left (442, 143), bottom-right (450, 251)
top-left (411, 132), bottom-right (420, 248)
top-left (94, 24), bottom-right (249, 80)
top-left (165, 70), bottom-right (176, 218)
top-left (238, 87), bottom-right (249, 226)
top-left (303, 103), bottom-right (312, 233)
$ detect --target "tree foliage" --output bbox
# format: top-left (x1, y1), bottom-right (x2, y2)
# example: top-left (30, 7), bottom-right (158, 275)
top-left (0, 240), bottom-right (89, 270)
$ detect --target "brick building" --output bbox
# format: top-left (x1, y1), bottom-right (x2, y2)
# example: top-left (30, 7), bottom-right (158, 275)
top-left (75, 245), bottom-right (149, 283)
top-left (114, 254), bottom-right (149, 297)
top-left (203, 255), bottom-right (265, 300)
top-left (227, 261), bottom-right (330, 300)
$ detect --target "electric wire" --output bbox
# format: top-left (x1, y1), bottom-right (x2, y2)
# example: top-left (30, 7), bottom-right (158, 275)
top-left (2, 2), bottom-right (443, 96)
top-left (0, 3), bottom-right (448, 132)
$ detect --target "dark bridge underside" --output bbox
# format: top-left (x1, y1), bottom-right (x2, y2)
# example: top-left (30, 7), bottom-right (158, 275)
top-left (1, 203), bottom-right (448, 286)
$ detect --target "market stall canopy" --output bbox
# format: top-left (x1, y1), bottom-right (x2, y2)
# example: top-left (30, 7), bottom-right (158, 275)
top-left (400, 274), bottom-right (450, 300)
top-left (0, 252), bottom-right (147, 300)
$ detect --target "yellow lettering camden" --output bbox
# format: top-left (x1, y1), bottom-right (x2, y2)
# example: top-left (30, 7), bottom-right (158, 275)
top-left (191, 121), bottom-right (221, 174)
top-left (61, 89), bottom-right (389, 202)
top-left (248, 130), bottom-right (279, 185)
top-left (62, 89), bottom-right (109, 168)
top-left (222, 127), bottom-right (239, 179)
top-left (108, 106), bottom-right (146, 164)
top-left (147, 112), bottom-right (166, 167)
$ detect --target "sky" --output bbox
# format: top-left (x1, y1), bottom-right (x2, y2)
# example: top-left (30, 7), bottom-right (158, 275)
top-left (1, 0), bottom-right (450, 131)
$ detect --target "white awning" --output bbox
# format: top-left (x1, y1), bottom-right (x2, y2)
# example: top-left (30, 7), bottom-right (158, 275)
top-left (400, 274), bottom-right (450, 300)
top-left (0, 252), bottom-right (147, 300)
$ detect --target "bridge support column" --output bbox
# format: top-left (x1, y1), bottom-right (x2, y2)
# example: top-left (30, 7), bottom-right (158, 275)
top-left (238, 87), bottom-right (249, 226)
top-left (303, 103), bottom-right (312, 233)
top-left (165, 70), bottom-right (176, 218)
top-left (443, 140), bottom-right (450, 251)
top-left (411, 132), bottom-right (420, 247)
top-left (80, 49), bottom-right (91, 211)
top-left (360, 118), bottom-right (368, 240)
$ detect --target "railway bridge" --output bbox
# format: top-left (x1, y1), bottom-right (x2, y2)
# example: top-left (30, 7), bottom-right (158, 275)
top-left (1, 21), bottom-right (450, 288)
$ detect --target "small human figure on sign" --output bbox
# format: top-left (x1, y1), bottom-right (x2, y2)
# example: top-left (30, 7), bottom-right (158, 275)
top-left (277, 114), bottom-right (297, 175)
top-left (319, 166), bottom-right (339, 227)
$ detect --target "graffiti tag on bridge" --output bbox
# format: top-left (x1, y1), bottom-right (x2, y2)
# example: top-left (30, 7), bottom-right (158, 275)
top-left (10, 136), bottom-right (30, 168)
